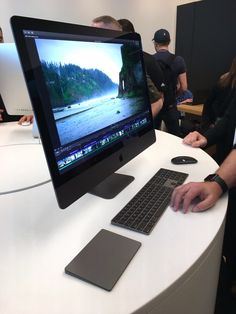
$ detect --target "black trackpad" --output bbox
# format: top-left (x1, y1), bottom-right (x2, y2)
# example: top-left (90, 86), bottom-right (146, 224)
top-left (65, 229), bottom-right (141, 291)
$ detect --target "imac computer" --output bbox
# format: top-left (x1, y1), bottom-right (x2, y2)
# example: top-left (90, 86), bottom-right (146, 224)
top-left (0, 43), bottom-right (33, 115)
top-left (11, 16), bottom-right (156, 209)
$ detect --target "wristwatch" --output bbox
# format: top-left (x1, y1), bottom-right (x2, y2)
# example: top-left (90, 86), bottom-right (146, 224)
top-left (204, 174), bottom-right (228, 194)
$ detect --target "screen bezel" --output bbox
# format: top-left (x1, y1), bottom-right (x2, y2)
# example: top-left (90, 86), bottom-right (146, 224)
top-left (11, 15), bottom-right (156, 208)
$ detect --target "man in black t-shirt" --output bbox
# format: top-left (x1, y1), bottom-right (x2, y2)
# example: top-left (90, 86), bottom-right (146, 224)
top-left (153, 29), bottom-right (188, 137)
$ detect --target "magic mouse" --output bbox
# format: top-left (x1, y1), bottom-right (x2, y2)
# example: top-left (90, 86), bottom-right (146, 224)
top-left (21, 121), bottom-right (31, 126)
top-left (171, 156), bottom-right (198, 164)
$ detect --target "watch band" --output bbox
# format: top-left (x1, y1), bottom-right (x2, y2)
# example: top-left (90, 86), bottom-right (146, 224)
top-left (204, 174), bottom-right (228, 194)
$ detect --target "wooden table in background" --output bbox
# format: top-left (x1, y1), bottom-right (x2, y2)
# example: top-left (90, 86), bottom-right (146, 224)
top-left (177, 104), bottom-right (204, 116)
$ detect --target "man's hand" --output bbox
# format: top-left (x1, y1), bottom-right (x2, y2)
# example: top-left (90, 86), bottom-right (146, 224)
top-left (170, 181), bottom-right (223, 213)
top-left (183, 131), bottom-right (207, 148)
top-left (18, 115), bottom-right (34, 125)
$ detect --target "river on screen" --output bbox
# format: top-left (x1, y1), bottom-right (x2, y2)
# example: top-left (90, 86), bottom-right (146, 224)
top-left (54, 93), bottom-right (144, 146)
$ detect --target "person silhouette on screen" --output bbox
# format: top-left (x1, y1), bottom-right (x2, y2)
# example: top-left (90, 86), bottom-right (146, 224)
top-left (92, 16), bottom-right (163, 118)
top-left (117, 18), bottom-right (164, 119)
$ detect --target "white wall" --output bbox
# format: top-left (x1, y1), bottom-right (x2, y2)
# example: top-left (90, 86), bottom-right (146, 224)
top-left (0, 0), bottom-right (199, 54)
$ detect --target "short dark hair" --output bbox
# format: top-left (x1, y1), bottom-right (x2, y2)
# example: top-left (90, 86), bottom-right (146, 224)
top-left (117, 19), bottom-right (135, 33)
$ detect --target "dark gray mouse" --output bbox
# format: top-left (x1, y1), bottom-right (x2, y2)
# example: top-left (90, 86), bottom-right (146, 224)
top-left (171, 156), bottom-right (198, 164)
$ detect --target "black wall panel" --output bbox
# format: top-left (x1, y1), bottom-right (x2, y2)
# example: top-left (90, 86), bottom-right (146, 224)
top-left (176, 0), bottom-right (236, 103)
top-left (176, 2), bottom-right (195, 73)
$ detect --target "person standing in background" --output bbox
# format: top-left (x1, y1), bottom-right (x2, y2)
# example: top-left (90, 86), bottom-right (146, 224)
top-left (0, 26), bottom-right (4, 121)
top-left (0, 26), bottom-right (22, 122)
top-left (0, 26), bottom-right (33, 124)
top-left (152, 29), bottom-right (187, 137)
top-left (200, 56), bottom-right (236, 134)
top-left (173, 62), bottom-right (236, 310)
top-left (183, 56), bottom-right (236, 165)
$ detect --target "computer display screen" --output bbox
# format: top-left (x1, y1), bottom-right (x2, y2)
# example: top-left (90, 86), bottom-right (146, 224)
top-left (11, 16), bottom-right (156, 208)
top-left (35, 37), bottom-right (149, 173)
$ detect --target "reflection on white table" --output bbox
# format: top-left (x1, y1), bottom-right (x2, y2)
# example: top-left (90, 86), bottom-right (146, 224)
top-left (0, 121), bottom-right (38, 146)
top-left (0, 122), bottom-right (50, 194)
top-left (0, 126), bottom-right (227, 314)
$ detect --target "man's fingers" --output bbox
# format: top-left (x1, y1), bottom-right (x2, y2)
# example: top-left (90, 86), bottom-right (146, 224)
top-left (191, 195), bottom-right (216, 212)
top-left (171, 183), bottom-right (194, 212)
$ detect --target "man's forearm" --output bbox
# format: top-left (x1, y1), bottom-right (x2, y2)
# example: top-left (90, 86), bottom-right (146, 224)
top-left (217, 148), bottom-right (236, 189)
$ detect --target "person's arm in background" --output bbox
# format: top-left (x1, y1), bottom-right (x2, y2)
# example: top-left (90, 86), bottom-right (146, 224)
top-left (200, 85), bottom-right (219, 131)
top-left (0, 109), bottom-right (3, 121)
top-left (182, 131), bottom-right (208, 148)
top-left (0, 27), bottom-right (4, 43)
top-left (0, 95), bottom-right (22, 122)
top-left (171, 147), bottom-right (236, 213)
top-left (0, 28), bottom-right (4, 121)
top-left (0, 111), bottom-right (34, 124)
top-left (182, 119), bottom-right (227, 149)
top-left (0, 95), bottom-right (4, 122)
top-left (182, 99), bottom-right (235, 149)
top-left (146, 75), bottom-right (163, 118)
top-left (151, 98), bottom-right (163, 117)
top-left (18, 115), bottom-right (34, 125)
top-left (175, 56), bottom-right (188, 95)
top-left (177, 72), bottom-right (187, 94)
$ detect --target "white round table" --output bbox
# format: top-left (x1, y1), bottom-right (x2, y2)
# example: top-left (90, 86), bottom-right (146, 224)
top-left (0, 126), bottom-right (227, 314)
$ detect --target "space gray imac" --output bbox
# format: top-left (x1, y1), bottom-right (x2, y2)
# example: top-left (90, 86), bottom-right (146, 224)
top-left (11, 16), bottom-right (156, 209)
top-left (0, 43), bottom-right (33, 115)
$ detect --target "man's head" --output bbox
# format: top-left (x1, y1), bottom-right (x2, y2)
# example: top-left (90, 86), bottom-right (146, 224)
top-left (92, 15), bottom-right (122, 31)
top-left (153, 29), bottom-right (170, 50)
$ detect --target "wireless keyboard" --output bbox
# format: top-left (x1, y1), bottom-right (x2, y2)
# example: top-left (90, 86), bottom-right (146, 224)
top-left (111, 168), bottom-right (188, 235)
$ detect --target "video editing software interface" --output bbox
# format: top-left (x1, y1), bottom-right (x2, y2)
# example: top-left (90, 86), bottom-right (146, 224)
top-left (22, 29), bottom-right (153, 176)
